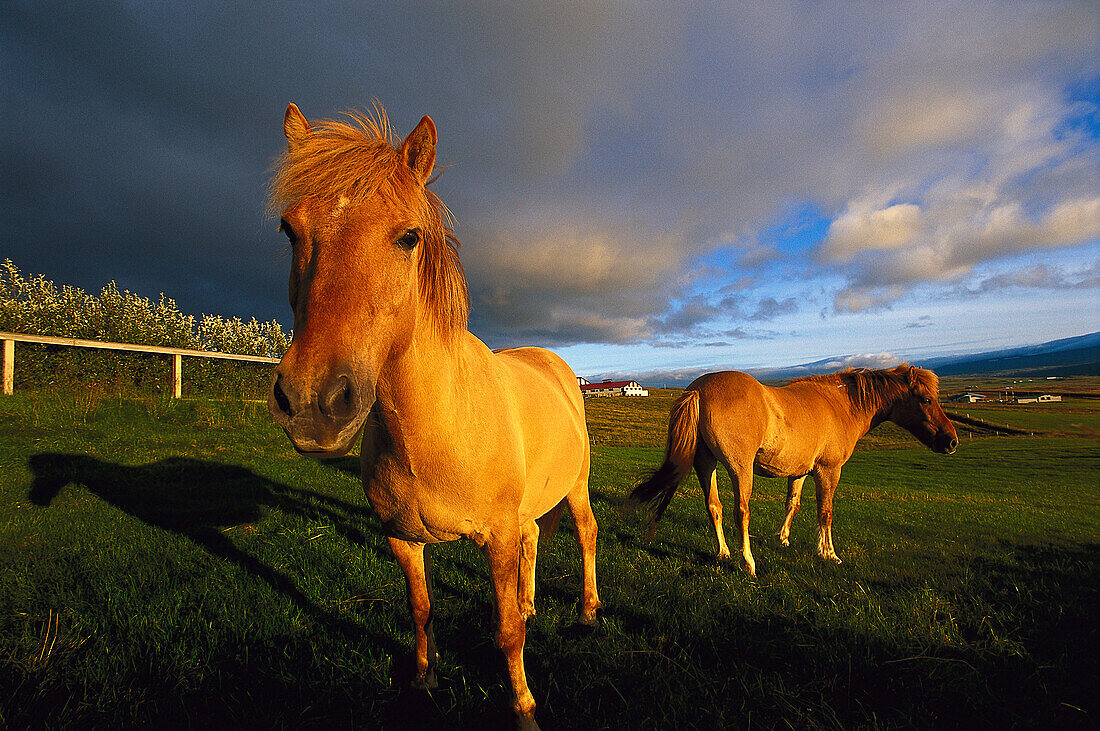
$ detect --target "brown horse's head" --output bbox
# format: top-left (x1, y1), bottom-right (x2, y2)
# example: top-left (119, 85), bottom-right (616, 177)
top-left (884, 365), bottom-right (958, 455)
top-left (267, 103), bottom-right (467, 457)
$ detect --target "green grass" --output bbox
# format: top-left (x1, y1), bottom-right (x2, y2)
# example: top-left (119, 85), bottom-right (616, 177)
top-left (946, 402), bottom-right (1100, 437)
top-left (1, 389), bottom-right (1098, 729)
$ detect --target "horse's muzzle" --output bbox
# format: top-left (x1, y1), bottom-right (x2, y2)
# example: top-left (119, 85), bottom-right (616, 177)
top-left (269, 369), bottom-right (367, 457)
top-left (935, 432), bottom-right (959, 455)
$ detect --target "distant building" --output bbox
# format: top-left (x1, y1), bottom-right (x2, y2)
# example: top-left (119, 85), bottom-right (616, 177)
top-left (579, 379), bottom-right (649, 397)
top-left (948, 392), bottom-right (987, 403)
top-left (577, 376), bottom-right (590, 386)
top-left (1013, 394), bottom-right (1062, 404)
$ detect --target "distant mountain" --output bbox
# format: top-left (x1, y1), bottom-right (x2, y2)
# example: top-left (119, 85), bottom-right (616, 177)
top-left (760, 332), bottom-right (1100, 380)
top-left (920, 332), bottom-right (1100, 376)
top-left (613, 332), bottom-right (1100, 386)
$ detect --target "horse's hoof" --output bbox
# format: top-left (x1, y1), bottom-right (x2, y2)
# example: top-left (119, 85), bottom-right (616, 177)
top-left (411, 669), bottom-right (438, 690)
top-left (775, 534), bottom-right (790, 547)
top-left (717, 550), bottom-right (732, 561)
top-left (520, 605), bottom-right (537, 621)
top-left (516, 715), bottom-right (541, 731)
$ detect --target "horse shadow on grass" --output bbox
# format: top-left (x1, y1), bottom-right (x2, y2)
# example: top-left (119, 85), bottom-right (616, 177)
top-left (26, 453), bottom-right (389, 637)
top-left (23, 452), bottom-right (527, 728)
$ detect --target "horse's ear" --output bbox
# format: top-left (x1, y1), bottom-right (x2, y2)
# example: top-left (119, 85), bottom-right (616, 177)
top-left (400, 115), bottom-right (437, 185)
top-left (284, 103), bottom-right (312, 151)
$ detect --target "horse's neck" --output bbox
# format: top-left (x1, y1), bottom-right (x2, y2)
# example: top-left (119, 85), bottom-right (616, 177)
top-left (863, 388), bottom-right (902, 434)
top-left (374, 327), bottom-right (479, 429)
top-left (839, 380), bottom-right (892, 437)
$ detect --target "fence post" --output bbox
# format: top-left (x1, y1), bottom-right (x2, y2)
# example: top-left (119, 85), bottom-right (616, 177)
top-left (170, 353), bottom-right (182, 399)
top-left (1, 338), bottom-right (12, 395)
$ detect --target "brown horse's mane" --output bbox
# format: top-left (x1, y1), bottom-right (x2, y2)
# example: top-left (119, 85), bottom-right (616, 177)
top-left (267, 105), bottom-right (469, 338)
top-left (792, 365), bottom-right (940, 413)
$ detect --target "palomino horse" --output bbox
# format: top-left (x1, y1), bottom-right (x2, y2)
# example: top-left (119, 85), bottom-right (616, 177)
top-left (630, 366), bottom-right (958, 575)
top-left (267, 103), bottom-right (600, 728)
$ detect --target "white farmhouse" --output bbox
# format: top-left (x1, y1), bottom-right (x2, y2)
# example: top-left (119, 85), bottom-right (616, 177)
top-left (578, 379), bottom-right (649, 398)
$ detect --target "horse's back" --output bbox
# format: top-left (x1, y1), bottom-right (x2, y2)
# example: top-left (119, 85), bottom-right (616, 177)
top-left (493, 346), bottom-right (584, 410)
top-left (689, 370), bottom-right (774, 419)
top-left (687, 370), bottom-right (806, 465)
top-left (689, 370), bottom-right (765, 400)
top-left (690, 370), bottom-right (854, 474)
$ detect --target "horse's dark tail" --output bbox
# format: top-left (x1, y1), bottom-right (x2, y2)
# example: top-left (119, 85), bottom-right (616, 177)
top-left (629, 389), bottom-right (700, 522)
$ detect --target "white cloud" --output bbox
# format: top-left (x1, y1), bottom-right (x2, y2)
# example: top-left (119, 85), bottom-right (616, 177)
top-left (821, 202), bottom-right (922, 262)
top-left (827, 195), bottom-right (1100, 311)
top-left (834, 285), bottom-right (908, 314)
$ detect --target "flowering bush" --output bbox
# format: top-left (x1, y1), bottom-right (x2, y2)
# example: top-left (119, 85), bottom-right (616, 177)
top-left (0, 260), bottom-right (290, 397)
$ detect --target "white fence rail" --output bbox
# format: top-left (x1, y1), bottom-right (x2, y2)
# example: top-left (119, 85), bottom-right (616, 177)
top-left (0, 331), bottom-right (279, 398)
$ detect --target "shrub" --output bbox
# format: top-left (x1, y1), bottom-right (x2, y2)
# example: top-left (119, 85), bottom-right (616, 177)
top-left (0, 260), bottom-right (290, 397)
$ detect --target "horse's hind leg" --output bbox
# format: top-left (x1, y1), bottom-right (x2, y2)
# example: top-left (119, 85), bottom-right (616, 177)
top-left (725, 462), bottom-right (757, 576)
top-left (565, 468), bottom-right (601, 625)
top-left (812, 467), bottom-right (842, 563)
top-left (388, 537), bottom-right (438, 688)
top-left (518, 519), bottom-right (539, 620)
top-left (695, 448), bottom-right (731, 560)
top-left (776, 475), bottom-right (807, 546)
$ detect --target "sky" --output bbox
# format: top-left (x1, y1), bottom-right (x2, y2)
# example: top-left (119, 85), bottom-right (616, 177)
top-left (3, 1), bottom-right (1098, 384)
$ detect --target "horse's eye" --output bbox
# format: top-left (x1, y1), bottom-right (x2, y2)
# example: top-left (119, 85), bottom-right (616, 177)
top-left (397, 229), bottom-right (420, 249)
top-left (279, 220), bottom-right (298, 246)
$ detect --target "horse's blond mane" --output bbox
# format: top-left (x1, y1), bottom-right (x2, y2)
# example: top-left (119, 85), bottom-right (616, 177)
top-left (793, 365), bottom-right (939, 413)
top-left (268, 105), bottom-right (469, 338)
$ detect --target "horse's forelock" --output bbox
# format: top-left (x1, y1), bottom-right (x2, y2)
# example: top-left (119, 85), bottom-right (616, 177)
top-left (268, 109), bottom-right (399, 216)
top-left (269, 105), bottom-right (469, 339)
top-left (907, 365), bottom-right (940, 398)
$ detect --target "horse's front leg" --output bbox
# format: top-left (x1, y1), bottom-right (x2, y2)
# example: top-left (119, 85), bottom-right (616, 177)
top-left (388, 537), bottom-right (438, 688)
top-left (776, 475), bottom-right (807, 546)
top-left (481, 524), bottom-right (539, 729)
top-left (812, 467), bottom-right (842, 563)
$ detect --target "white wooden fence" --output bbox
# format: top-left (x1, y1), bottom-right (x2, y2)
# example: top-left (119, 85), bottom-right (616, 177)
top-left (0, 331), bottom-right (279, 398)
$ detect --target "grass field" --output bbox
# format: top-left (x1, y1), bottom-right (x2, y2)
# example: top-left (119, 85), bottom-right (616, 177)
top-left (1, 384), bottom-right (1097, 729)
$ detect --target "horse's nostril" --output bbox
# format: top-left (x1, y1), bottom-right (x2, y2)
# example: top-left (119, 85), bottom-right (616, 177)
top-left (320, 373), bottom-right (357, 420)
top-left (273, 376), bottom-right (294, 417)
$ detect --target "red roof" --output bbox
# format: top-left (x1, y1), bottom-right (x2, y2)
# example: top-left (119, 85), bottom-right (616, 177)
top-left (579, 380), bottom-right (637, 391)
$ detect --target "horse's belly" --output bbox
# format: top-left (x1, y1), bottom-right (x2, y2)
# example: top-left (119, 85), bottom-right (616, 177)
top-left (752, 461), bottom-right (786, 479)
top-left (377, 505), bottom-right (472, 543)
top-left (753, 449), bottom-right (811, 479)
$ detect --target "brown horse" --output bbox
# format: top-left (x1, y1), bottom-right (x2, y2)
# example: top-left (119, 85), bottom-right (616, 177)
top-left (267, 103), bottom-right (600, 729)
top-left (630, 365), bottom-right (957, 576)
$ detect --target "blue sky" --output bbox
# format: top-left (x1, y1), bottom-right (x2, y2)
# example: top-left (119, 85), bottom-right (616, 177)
top-left (3, 1), bottom-right (1098, 384)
